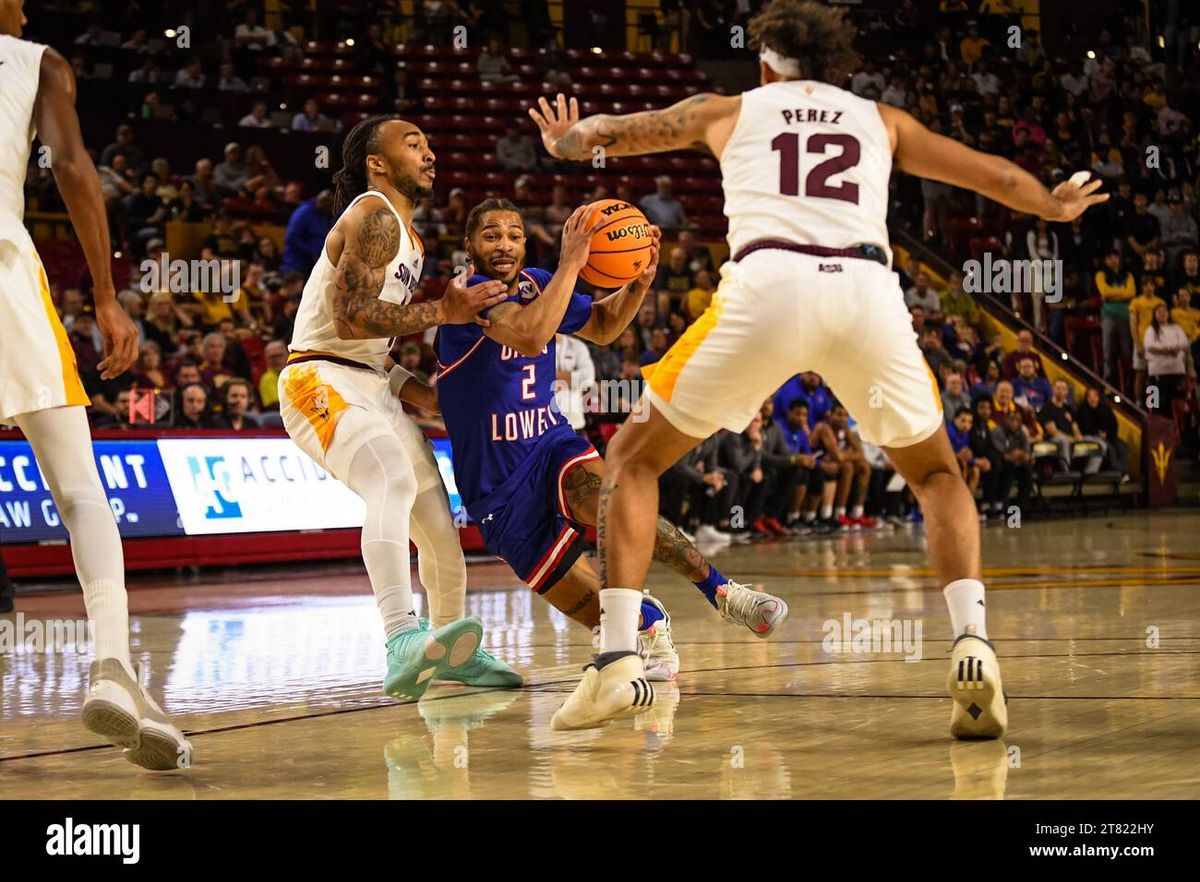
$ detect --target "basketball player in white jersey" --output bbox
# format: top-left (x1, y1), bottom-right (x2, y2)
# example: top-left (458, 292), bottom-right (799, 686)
top-left (531, 0), bottom-right (1107, 733)
top-left (279, 114), bottom-right (522, 698)
top-left (0, 3), bottom-right (192, 770)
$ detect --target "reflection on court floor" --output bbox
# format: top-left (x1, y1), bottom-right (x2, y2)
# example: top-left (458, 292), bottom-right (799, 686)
top-left (2, 511), bottom-right (1198, 799)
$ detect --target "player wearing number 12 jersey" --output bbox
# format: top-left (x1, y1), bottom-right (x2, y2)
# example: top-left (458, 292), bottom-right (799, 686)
top-left (531, 0), bottom-right (1108, 732)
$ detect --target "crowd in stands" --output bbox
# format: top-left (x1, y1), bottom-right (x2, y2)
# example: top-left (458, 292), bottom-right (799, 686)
top-left (849, 2), bottom-right (1198, 429)
top-left (19, 1), bottom-right (1196, 536)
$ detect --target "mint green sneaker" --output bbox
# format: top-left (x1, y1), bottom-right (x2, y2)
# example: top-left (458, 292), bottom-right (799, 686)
top-left (434, 645), bottom-right (523, 688)
top-left (383, 617), bottom-right (484, 700)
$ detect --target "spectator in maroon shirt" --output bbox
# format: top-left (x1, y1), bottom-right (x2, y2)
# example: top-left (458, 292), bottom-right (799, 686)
top-left (1000, 329), bottom-right (1045, 378)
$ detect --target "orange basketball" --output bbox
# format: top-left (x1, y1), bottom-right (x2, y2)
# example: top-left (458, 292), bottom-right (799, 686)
top-left (580, 199), bottom-right (654, 288)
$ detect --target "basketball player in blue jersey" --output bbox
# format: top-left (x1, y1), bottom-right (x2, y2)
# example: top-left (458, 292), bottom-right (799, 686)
top-left (433, 198), bottom-right (789, 682)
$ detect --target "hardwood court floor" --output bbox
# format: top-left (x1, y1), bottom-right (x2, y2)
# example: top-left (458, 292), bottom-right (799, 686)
top-left (1, 510), bottom-right (1198, 799)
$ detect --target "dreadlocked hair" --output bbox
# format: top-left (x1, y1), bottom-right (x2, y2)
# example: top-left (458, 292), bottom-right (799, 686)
top-left (747, 0), bottom-right (860, 86)
top-left (331, 114), bottom-right (405, 215)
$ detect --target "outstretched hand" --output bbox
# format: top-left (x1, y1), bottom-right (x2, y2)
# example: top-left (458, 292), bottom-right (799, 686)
top-left (1046, 173), bottom-right (1108, 223)
top-left (529, 92), bottom-right (580, 160)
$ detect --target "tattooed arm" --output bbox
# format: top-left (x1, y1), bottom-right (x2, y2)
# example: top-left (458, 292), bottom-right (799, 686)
top-left (530, 91), bottom-right (742, 160)
top-left (331, 199), bottom-right (507, 340)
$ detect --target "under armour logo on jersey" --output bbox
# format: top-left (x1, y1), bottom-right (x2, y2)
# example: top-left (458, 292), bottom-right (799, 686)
top-left (517, 280), bottom-right (537, 302)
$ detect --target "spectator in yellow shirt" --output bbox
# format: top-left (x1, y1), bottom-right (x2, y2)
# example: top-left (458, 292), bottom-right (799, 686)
top-left (1129, 277), bottom-right (1167, 400)
top-left (1095, 249), bottom-right (1135, 386)
top-left (685, 269), bottom-right (718, 322)
top-left (258, 340), bottom-right (287, 410)
top-left (960, 22), bottom-right (990, 66)
top-left (1172, 286), bottom-right (1200, 374)
top-left (193, 289), bottom-right (234, 328)
top-left (1171, 286), bottom-right (1200, 342)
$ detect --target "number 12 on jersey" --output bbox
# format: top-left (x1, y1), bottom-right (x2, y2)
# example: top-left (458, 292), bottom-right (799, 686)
top-left (771, 132), bottom-right (860, 204)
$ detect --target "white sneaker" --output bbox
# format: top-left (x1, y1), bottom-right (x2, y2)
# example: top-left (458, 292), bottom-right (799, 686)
top-left (82, 658), bottom-right (192, 771)
top-left (947, 631), bottom-right (1008, 739)
top-left (716, 580), bottom-right (788, 637)
top-left (695, 524), bottom-right (732, 546)
top-left (638, 595), bottom-right (679, 681)
top-left (551, 654), bottom-right (655, 731)
top-left (590, 595), bottom-right (680, 682)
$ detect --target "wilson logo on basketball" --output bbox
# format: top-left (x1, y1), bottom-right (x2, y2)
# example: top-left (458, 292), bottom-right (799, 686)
top-left (605, 223), bottom-right (649, 242)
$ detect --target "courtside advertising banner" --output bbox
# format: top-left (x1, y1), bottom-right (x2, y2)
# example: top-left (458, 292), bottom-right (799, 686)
top-left (0, 435), bottom-right (468, 542)
top-left (156, 437), bottom-right (366, 535)
top-left (0, 440), bottom-right (182, 541)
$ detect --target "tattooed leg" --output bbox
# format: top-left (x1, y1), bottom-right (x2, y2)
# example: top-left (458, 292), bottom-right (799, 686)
top-left (540, 556), bottom-right (601, 628)
top-left (653, 516), bottom-right (710, 582)
top-left (563, 459), bottom-right (712, 585)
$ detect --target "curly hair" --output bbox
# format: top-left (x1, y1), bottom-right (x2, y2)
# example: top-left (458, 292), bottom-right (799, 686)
top-left (747, 0), bottom-right (860, 85)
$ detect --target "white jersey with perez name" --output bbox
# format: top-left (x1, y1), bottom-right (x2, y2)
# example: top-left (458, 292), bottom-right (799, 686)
top-left (289, 190), bottom-right (424, 372)
top-left (720, 80), bottom-right (892, 262)
top-left (0, 35), bottom-right (48, 249)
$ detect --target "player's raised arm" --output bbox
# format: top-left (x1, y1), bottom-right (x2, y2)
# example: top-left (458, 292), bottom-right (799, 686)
top-left (576, 226), bottom-right (661, 345)
top-left (530, 91), bottom-right (740, 160)
top-left (484, 205), bottom-right (602, 356)
top-left (34, 48), bottom-right (136, 379)
top-left (878, 103), bottom-right (1108, 223)
top-left (332, 200), bottom-right (507, 339)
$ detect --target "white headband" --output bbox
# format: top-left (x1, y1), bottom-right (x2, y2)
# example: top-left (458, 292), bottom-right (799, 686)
top-left (760, 46), bottom-right (803, 78)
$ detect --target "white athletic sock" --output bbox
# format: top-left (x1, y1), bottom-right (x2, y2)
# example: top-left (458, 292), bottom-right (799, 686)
top-left (82, 578), bottom-right (133, 672)
top-left (944, 578), bottom-right (989, 640)
top-left (410, 486), bottom-right (467, 629)
top-left (803, 511), bottom-right (817, 522)
top-left (13, 408), bottom-right (134, 675)
top-left (850, 505), bottom-right (863, 519)
top-left (835, 506), bottom-right (846, 518)
top-left (598, 588), bottom-right (641, 655)
top-left (820, 504), bottom-right (833, 519)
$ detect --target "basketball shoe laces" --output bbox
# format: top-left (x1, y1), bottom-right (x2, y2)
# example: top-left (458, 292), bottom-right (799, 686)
top-left (719, 582), bottom-right (767, 629)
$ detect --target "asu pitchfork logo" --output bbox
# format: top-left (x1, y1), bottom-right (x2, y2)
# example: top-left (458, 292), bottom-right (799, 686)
top-left (1150, 442), bottom-right (1172, 485)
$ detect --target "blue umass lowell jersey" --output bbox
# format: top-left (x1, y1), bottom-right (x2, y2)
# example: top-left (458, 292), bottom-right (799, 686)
top-left (436, 267), bottom-right (593, 508)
